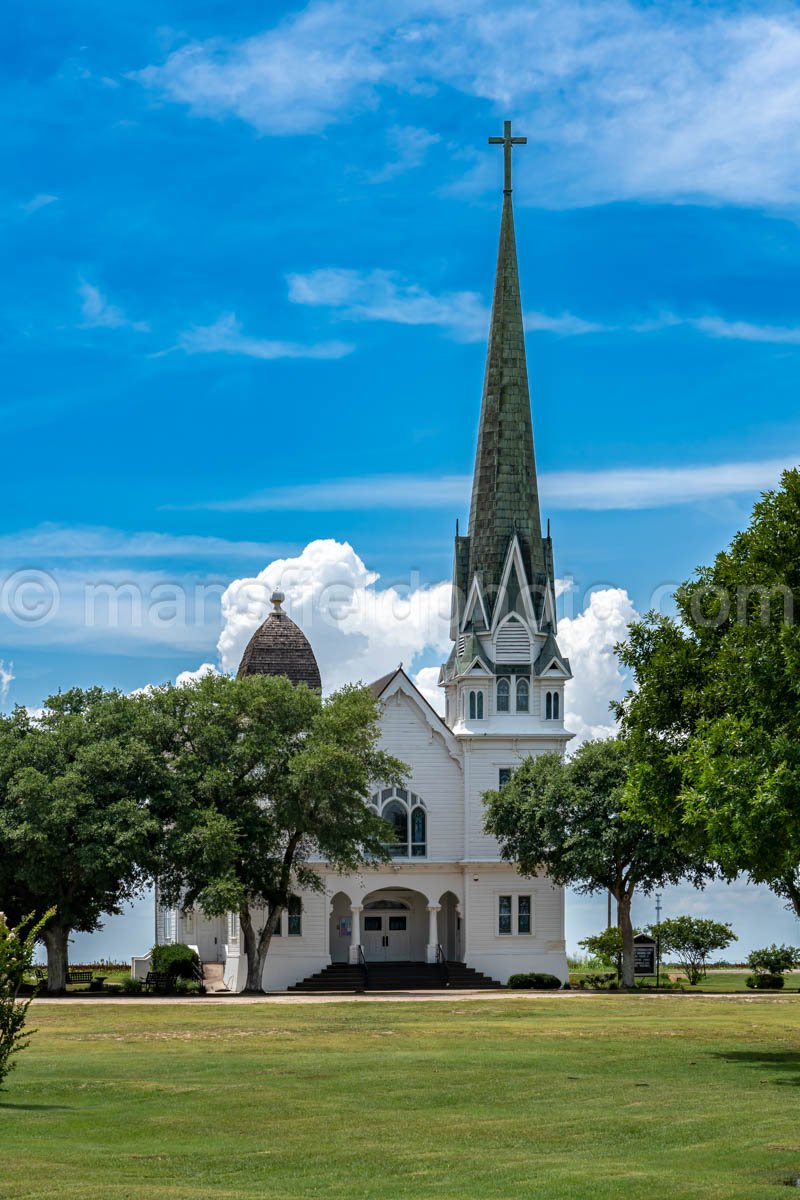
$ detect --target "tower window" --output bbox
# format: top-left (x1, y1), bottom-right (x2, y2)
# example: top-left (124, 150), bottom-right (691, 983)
top-left (553, 691), bottom-right (560, 719)
top-left (497, 678), bottom-right (510, 712)
top-left (516, 678), bottom-right (529, 712)
top-left (469, 690), bottom-right (484, 720)
top-left (545, 691), bottom-right (553, 720)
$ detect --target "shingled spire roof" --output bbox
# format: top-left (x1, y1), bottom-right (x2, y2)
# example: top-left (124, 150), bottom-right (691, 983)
top-left (465, 126), bottom-right (547, 607)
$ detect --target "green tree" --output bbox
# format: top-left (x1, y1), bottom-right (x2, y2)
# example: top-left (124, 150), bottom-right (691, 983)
top-left (151, 673), bottom-right (407, 993)
top-left (616, 468), bottom-right (800, 916)
top-left (579, 926), bottom-right (643, 982)
top-left (0, 909), bottom-right (55, 1089)
top-left (651, 916), bottom-right (736, 985)
top-left (0, 691), bottom-right (163, 993)
top-left (484, 739), bottom-right (712, 988)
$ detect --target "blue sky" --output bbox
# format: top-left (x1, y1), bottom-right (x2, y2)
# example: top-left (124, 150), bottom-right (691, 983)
top-left (4, 0), bottom-right (800, 958)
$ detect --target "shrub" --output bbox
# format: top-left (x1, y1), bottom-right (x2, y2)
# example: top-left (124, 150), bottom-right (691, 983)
top-left (149, 943), bottom-right (199, 981)
top-left (746, 944), bottom-right (800, 977)
top-left (120, 976), bottom-right (144, 994)
top-left (0, 910), bottom-right (54, 1090)
top-left (745, 973), bottom-right (784, 990)
top-left (506, 972), bottom-right (562, 990)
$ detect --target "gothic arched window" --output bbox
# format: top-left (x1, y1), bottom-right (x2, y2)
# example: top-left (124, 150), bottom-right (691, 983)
top-left (497, 678), bottom-right (510, 712)
top-left (469, 690), bottom-right (476, 720)
top-left (545, 691), bottom-right (553, 720)
top-left (370, 788), bottom-right (428, 858)
top-left (516, 678), bottom-right (529, 712)
top-left (553, 690), bottom-right (560, 720)
top-left (476, 691), bottom-right (484, 719)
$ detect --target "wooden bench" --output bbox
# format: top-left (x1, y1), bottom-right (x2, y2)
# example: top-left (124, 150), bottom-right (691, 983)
top-left (33, 967), bottom-right (97, 987)
top-left (144, 971), bottom-right (170, 993)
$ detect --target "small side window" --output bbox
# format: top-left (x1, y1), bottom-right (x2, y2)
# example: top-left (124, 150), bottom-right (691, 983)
top-left (287, 896), bottom-right (302, 937)
top-left (497, 678), bottom-right (510, 712)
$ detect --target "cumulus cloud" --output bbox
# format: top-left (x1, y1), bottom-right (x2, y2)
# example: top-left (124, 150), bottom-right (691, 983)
top-left (413, 664), bottom-right (445, 714)
top-left (217, 538), bottom-right (452, 690)
top-left (287, 267), bottom-right (601, 342)
top-left (78, 279), bottom-right (150, 332)
top-left (168, 312), bottom-right (354, 360)
top-left (175, 662), bottom-right (219, 687)
top-left (135, 1), bottom-right (800, 208)
top-left (556, 587), bottom-right (639, 746)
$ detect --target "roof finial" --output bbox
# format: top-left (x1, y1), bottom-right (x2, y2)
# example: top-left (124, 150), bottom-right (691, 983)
top-left (488, 119), bottom-right (527, 195)
top-left (270, 591), bottom-right (285, 614)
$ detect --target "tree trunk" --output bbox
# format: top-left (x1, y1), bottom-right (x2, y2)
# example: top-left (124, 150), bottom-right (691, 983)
top-left (780, 872), bottom-right (800, 920)
top-left (618, 896), bottom-right (635, 989)
top-left (239, 908), bottom-right (261, 993)
top-left (42, 924), bottom-right (70, 995)
top-left (254, 907), bottom-right (284, 992)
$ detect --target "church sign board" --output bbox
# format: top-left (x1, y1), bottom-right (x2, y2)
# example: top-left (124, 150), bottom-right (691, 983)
top-left (633, 934), bottom-right (657, 977)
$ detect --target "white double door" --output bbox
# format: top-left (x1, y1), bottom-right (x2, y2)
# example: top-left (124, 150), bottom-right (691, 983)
top-left (362, 911), bottom-right (411, 961)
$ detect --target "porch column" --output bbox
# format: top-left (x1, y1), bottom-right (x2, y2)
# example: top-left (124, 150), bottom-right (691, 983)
top-left (348, 904), bottom-right (363, 965)
top-left (426, 904), bottom-right (441, 964)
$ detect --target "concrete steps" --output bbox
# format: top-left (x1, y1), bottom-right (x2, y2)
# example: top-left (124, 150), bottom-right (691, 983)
top-left (289, 960), bottom-right (502, 992)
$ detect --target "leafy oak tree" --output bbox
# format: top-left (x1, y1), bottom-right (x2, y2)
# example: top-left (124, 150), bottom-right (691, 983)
top-left (616, 468), bottom-right (800, 915)
top-left (151, 673), bottom-right (406, 993)
top-left (0, 691), bottom-right (163, 993)
top-left (484, 738), bottom-right (712, 987)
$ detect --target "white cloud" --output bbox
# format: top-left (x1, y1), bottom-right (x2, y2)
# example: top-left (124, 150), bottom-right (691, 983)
top-left (78, 279), bottom-right (150, 332)
top-left (175, 662), bottom-right (219, 687)
top-left (690, 316), bottom-right (800, 345)
top-left (134, 1), bottom-right (800, 208)
top-left (184, 455), bottom-right (796, 514)
top-left (0, 523), bottom-right (291, 561)
top-left (287, 267), bottom-right (600, 342)
top-left (218, 538), bottom-right (452, 690)
top-left (557, 587), bottom-right (639, 746)
top-left (170, 312), bottom-right (354, 360)
top-left (0, 660), bottom-right (14, 705)
top-left (413, 664), bottom-right (444, 714)
top-left (370, 125), bottom-right (441, 183)
top-left (21, 193), bottom-right (58, 215)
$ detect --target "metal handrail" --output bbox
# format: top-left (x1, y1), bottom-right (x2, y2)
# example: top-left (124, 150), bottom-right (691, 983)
top-left (435, 944), bottom-right (449, 988)
top-left (356, 945), bottom-right (370, 991)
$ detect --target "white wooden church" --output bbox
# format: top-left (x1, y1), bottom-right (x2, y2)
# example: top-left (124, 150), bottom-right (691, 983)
top-left (154, 125), bottom-right (574, 991)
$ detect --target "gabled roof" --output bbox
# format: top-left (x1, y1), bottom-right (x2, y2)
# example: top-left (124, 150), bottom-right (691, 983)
top-left (534, 630), bottom-right (572, 678)
top-left (368, 667), bottom-right (461, 765)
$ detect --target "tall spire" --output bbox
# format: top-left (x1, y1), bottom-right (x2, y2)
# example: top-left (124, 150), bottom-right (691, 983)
top-left (466, 121), bottom-right (546, 610)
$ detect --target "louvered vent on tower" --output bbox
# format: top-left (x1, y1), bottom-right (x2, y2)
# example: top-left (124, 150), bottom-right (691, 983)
top-left (457, 634), bottom-right (467, 656)
top-left (495, 620), bottom-right (531, 664)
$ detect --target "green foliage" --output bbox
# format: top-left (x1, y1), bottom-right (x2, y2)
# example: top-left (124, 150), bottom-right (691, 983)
top-left (119, 976), bottom-right (143, 994)
top-left (150, 673), bottom-right (407, 991)
top-left (149, 943), bottom-right (199, 980)
top-left (651, 917), bottom-right (736, 985)
top-left (506, 972), bottom-right (562, 990)
top-left (745, 973), bottom-right (785, 990)
top-left (616, 469), bottom-right (800, 916)
top-left (0, 689), bottom-right (165, 991)
top-left (0, 909), bottom-right (54, 1088)
top-left (746, 943), bottom-right (800, 977)
top-left (484, 738), bottom-right (710, 987)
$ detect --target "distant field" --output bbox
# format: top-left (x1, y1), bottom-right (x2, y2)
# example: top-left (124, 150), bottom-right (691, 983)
top-left (2, 996), bottom-right (800, 1199)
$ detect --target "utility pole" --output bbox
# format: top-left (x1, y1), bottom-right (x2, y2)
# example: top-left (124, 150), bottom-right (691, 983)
top-left (655, 894), bottom-right (663, 987)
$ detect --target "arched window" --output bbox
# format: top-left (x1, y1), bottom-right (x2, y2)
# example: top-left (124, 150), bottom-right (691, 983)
top-left (497, 678), bottom-right (510, 712)
top-left (553, 690), bottom-right (560, 719)
top-left (516, 678), bottom-right (529, 712)
top-left (545, 691), bottom-right (553, 720)
top-left (370, 788), bottom-right (427, 858)
top-left (469, 690), bottom-right (476, 719)
top-left (476, 691), bottom-right (484, 719)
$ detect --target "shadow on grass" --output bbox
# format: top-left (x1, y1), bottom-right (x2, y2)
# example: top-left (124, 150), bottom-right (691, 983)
top-left (714, 1050), bottom-right (800, 1087)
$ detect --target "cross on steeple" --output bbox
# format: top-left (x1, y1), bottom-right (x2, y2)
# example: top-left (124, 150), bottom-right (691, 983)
top-left (488, 120), bottom-right (527, 194)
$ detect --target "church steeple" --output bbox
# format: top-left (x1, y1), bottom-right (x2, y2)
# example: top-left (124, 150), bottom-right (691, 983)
top-left (451, 121), bottom-right (551, 636)
top-left (466, 124), bottom-right (546, 609)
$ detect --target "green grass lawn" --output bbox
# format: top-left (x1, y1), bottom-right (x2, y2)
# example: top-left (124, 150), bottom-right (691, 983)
top-left (2, 997), bottom-right (800, 1199)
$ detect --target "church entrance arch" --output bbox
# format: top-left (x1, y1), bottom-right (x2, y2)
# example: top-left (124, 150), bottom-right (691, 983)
top-left (438, 891), bottom-right (461, 962)
top-left (329, 891), bottom-right (353, 963)
top-left (361, 889), bottom-right (428, 962)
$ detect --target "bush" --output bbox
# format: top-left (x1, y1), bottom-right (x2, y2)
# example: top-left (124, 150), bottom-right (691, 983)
top-left (120, 976), bottom-right (144, 994)
top-left (149, 943), bottom-right (199, 981)
top-left (745, 973), bottom-right (784, 990)
top-left (506, 972), bottom-right (562, 990)
top-left (746, 944), bottom-right (800, 977)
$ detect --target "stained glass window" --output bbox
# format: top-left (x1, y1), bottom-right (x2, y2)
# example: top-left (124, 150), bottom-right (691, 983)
top-left (518, 895), bottom-right (531, 934)
top-left (411, 807), bottom-right (426, 856)
top-left (498, 895), bottom-right (512, 935)
top-left (516, 678), bottom-right (529, 712)
top-left (287, 896), bottom-right (302, 937)
top-left (497, 678), bottom-right (510, 712)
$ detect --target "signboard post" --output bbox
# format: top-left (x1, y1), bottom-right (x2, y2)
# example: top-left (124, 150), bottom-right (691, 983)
top-left (633, 934), bottom-right (657, 980)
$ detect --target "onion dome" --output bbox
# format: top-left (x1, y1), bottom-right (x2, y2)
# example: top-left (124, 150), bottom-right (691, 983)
top-left (237, 592), bottom-right (321, 689)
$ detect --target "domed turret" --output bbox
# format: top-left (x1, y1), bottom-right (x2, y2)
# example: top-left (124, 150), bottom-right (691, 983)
top-left (237, 592), bottom-right (321, 689)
